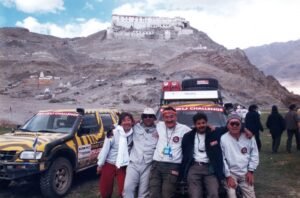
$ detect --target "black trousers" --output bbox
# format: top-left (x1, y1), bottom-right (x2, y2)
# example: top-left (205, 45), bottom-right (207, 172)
top-left (254, 133), bottom-right (261, 151)
top-left (271, 133), bottom-right (282, 153)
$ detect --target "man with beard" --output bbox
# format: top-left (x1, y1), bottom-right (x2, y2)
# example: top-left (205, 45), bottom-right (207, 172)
top-left (180, 112), bottom-right (224, 198)
top-left (123, 108), bottom-right (158, 198)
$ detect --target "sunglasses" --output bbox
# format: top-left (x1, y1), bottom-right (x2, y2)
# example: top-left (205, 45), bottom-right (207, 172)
top-left (142, 114), bottom-right (156, 119)
top-left (229, 122), bottom-right (241, 127)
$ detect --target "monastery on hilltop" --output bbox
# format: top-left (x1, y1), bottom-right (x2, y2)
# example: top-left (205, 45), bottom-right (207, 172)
top-left (107, 15), bottom-right (194, 40)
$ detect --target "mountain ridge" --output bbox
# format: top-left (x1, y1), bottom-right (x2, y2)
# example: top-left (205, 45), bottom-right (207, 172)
top-left (0, 26), bottom-right (299, 123)
top-left (244, 39), bottom-right (300, 94)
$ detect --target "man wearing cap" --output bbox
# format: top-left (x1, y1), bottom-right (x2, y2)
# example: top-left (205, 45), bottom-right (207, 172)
top-left (123, 107), bottom-right (158, 198)
top-left (221, 114), bottom-right (259, 198)
top-left (149, 106), bottom-right (191, 198)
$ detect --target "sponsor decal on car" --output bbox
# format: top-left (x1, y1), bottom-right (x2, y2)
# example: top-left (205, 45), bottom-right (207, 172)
top-left (78, 145), bottom-right (91, 159)
top-left (175, 106), bottom-right (223, 112)
top-left (196, 80), bottom-right (209, 85)
top-left (37, 112), bottom-right (78, 116)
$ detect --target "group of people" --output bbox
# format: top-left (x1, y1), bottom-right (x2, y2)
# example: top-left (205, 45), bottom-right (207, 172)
top-left (234, 103), bottom-right (300, 154)
top-left (266, 104), bottom-right (300, 153)
top-left (96, 106), bottom-right (259, 198)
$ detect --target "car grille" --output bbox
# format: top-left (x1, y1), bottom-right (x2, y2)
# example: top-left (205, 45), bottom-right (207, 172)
top-left (0, 151), bottom-right (17, 161)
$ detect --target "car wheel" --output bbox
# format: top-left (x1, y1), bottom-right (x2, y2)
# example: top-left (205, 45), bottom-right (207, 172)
top-left (40, 157), bottom-right (73, 197)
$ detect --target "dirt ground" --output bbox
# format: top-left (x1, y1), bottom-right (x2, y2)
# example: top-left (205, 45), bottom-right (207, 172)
top-left (0, 94), bottom-right (148, 126)
top-left (0, 95), bottom-right (92, 125)
top-left (1, 104), bottom-right (300, 198)
top-left (0, 168), bottom-right (100, 198)
top-left (1, 131), bottom-right (300, 198)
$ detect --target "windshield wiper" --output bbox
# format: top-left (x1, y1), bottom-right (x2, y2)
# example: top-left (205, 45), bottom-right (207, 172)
top-left (18, 128), bottom-right (33, 132)
top-left (37, 130), bottom-right (57, 133)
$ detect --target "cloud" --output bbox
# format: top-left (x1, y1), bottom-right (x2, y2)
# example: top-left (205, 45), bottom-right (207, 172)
top-left (0, 0), bottom-right (64, 13)
top-left (16, 17), bottom-right (110, 38)
top-left (143, 0), bottom-right (249, 16)
top-left (112, 0), bottom-right (300, 49)
top-left (84, 2), bottom-right (94, 10)
top-left (112, 2), bottom-right (147, 15)
top-left (76, 18), bottom-right (86, 22)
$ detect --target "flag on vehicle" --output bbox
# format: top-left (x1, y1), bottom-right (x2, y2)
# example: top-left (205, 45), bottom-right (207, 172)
top-left (32, 135), bottom-right (38, 149)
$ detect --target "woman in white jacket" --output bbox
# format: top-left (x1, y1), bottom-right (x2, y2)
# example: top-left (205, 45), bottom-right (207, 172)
top-left (97, 112), bottom-right (134, 198)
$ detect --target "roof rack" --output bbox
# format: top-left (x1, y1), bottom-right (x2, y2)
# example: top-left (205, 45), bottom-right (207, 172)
top-left (160, 78), bottom-right (223, 105)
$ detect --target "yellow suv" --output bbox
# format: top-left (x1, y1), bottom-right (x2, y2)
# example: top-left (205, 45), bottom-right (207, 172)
top-left (0, 108), bottom-right (118, 197)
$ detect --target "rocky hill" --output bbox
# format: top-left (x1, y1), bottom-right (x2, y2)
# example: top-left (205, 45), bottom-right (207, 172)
top-left (244, 40), bottom-right (300, 94)
top-left (0, 26), bottom-right (299, 123)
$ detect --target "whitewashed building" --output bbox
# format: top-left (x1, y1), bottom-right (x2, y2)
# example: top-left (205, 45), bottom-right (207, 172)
top-left (107, 15), bottom-right (193, 40)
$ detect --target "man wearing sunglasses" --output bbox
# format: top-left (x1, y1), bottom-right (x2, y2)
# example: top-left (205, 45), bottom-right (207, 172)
top-left (123, 108), bottom-right (158, 198)
top-left (221, 114), bottom-right (259, 198)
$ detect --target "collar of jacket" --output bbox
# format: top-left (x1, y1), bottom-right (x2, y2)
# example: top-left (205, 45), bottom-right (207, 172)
top-left (190, 127), bottom-right (211, 135)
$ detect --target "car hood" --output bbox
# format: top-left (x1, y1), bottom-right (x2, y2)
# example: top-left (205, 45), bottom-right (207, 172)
top-left (0, 132), bottom-right (69, 152)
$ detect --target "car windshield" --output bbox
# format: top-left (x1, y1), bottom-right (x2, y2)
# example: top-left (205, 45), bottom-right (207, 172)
top-left (157, 108), bottom-right (226, 128)
top-left (20, 112), bottom-right (79, 133)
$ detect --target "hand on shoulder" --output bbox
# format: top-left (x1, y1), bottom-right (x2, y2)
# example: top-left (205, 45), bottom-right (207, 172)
top-left (244, 128), bottom-right (253, 139)
top-left (106, 126), bottom-right (115, 138)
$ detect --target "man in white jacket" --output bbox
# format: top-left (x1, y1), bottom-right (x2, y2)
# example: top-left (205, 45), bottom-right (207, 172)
top-left (221, 114), bottom-right (259, 198)
top-left (123, 108), bottom-right (159, 198)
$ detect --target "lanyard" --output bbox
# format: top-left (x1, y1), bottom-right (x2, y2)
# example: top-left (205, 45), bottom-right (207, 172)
top-left (166, 125), bottom-right (176, 147)
top-left (197, 133), bottom-right (205, 152)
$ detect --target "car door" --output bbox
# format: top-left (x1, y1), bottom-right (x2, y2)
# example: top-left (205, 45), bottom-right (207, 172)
top-left (76, 113), bottom-right (101, 169)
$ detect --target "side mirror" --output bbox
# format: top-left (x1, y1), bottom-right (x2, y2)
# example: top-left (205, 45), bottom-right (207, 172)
top-left (11, 125), bottom-right (21, 133)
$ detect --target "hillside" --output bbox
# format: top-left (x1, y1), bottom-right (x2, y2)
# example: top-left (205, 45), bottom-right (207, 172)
top-left (0, 26), bottom-right (299, 123)
top-left (244, 40), bottom-right (300, 94)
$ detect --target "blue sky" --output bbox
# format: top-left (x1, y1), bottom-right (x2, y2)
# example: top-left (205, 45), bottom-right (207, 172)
top-left (1, 0), bottom-right (300, 49)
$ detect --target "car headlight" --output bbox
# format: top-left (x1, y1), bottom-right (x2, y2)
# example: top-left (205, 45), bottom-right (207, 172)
top-left (20, 151), bottom-right (43, 160)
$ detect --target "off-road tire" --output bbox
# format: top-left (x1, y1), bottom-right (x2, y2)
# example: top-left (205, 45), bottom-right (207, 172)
top-left (40, 157), bottom-right (73, 198)
top-left (0, 180), bottom-right (10, 188)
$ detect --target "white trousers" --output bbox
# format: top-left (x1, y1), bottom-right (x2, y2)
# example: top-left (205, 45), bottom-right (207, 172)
top-left (123, 161), bottom-right (152, 198)
top-left (225, 173), bottom-right (256, 198)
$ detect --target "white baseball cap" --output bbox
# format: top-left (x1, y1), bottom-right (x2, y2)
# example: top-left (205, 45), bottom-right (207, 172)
top-left (143, 107), bottom-right (156, 115)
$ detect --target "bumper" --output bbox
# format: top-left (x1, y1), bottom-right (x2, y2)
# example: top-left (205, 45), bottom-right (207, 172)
top-left (0, 162), bottom-right (43, 180)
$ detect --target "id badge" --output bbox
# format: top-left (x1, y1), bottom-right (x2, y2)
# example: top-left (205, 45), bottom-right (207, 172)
top-left (163, 146), bottom-right (171, 156)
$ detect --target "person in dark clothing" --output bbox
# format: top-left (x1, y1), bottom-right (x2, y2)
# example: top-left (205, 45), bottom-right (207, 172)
top-left (180, 113), bottom-right (225, 198)
top-left (266, 105), bottom-right (285, 153)
top-left (245, 104), bottom-right (264, 151)
top-left (285, 104), bottom-right (299, 153)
